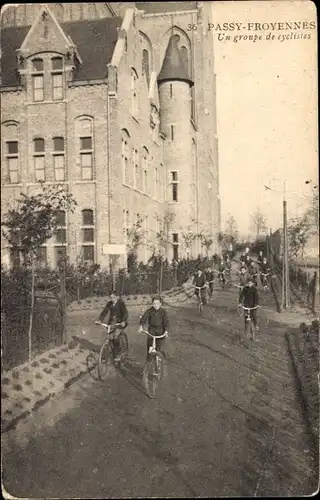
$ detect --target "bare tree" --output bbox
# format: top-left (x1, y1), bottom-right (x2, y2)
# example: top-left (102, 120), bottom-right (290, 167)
top-left (250, 209), bottom-right (268, 238)
top-left (225, 215), bottom-right (239, 240)
top-left (180, 225), bottom-right (198, 258)
top-left (155, 211), bottom-right (175, 292)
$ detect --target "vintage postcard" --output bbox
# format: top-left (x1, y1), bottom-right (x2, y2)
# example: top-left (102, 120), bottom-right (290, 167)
top-left (1, 1), bottom-right (318, 499)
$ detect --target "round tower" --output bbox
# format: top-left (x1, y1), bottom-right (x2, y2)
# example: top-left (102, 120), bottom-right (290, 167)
top-left (158, 35), bottom-right (195, 259)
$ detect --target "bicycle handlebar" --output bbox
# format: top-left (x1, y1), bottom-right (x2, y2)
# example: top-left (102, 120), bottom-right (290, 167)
top-left (193, 284), bottom-right (208, 289)
top-left (140, 329), bottom-right (168, 339)
top-left (95, 321), bottom-right (122, 331)
top-left (238, 305), bottom-right (259, 311)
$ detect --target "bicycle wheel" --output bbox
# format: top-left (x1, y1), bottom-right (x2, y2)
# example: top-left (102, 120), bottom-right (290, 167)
top-left (143, 352), bottom-right (164, 398)
top-left (98, 341), bottom-right (113, 381)
top-left (250, 320), bottom-right (256, 342)
top-left (199, 300), bottom-right (203, 313)
top-left (118, 331), bottom-right (129, 365)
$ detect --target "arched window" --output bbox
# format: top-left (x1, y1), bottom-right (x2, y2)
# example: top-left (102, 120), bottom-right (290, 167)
top-left (142, 147), bottom-right (149, 194)
top-left (142, 49), bottom-right (150, 84)
top-left (76, 117), bottom-right (94, 180)
top-left (32, 58), bottom-right (44, 102)
top-left (121, 129), bottom-right (130, 185)
top-left (131, 68), bottom-right (138, 116)
top-left (180, 46), bottom-right (189, 75)
top-left (51, 56), bottom-right (64, 100)
top-left (4, 122), bottom-right (19, 184)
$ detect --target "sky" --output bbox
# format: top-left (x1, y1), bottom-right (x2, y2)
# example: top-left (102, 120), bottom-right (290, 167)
top-left (211, 0), bottom-right (318, 236)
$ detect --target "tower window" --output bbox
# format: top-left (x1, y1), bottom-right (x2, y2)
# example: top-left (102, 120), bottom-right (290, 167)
top-left (33, 138), bottom-right (45, 182)
top-left (32, 58), bottom-right (44, 102)
top-left (172, 233), bottom-right (179, 261)
top-left (53, 136), bottom-right (65, 181)
top-left (170, 84), bottom-right (173, 98)
top-left (170, 171), bottom-right (178, 202)
top-left (170, 125), bottom-right (174, 141)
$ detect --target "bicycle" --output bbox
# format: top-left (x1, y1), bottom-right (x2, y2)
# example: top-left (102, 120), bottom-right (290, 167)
top-left (94, 321), bottom-right (129, 381)
top-left (206, 280), bottom-right (214, 300)
top-left (218, 271), bottom-right (226, 289)
top-left (193, 284), bottom-right (207, 312)
top-left (141, 329), bottom-right (168, 398)
top-left (238, 305), bottom-right (258, 347)
top-left (260, 272), bottom-right (271, 291)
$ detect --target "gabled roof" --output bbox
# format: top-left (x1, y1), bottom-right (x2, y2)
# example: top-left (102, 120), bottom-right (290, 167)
top-left (0, 16), bottom-right (122, 86)
top-left (158, 35), bottom-right (193, 86)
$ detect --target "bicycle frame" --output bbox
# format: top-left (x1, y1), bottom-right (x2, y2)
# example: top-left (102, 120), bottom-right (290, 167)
top-left (141, 329), bottom-right (168, 354)
top-left (95, 321), bottom-right (122, 336)
top-left (193, 285), bottom-right (207, 308)
top-left (238, 305), bottom-right (258, 324)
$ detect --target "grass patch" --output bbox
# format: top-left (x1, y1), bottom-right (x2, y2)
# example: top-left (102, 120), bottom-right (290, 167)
top-left (2, 378), bottom-right (10, 385)
top-left (25, 380), bottom-right (32, 386)
top-left (22, 366), bottom-right (30, 373)
top-left (2, 392), bottom-right (9, 399)
top-left (52, 363), bottom-right (60, 369)
top-left (12, 371), bottom-right (20, 379)
top-left (40, 358), bottom-right (49, 364)
top-left (44, 367), bottom-right (53, 375)
top-left (13, 384), bottom-right (22, 391)
top-left (35, 373), bottom-right (43, 379)
top-left (31, 361), bottom-right (39, 368)
top-left (48, 353), bottom-right (56, 359)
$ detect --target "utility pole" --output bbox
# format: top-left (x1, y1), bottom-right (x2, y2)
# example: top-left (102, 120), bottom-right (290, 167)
top-left (282, 182), bottom-right (289, 309)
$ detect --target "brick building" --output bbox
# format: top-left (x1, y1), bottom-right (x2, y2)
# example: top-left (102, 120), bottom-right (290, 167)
top-left (1, 2), bottom-right (221, 269)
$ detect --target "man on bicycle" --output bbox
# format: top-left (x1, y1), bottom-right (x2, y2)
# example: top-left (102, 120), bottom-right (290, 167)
top-left (257, 250), bottom-right (265, 269)
top-left (97, 291), bottom-right (128, 361)
top-left (260, 257), bottom-right (271, 287)
top-left (237, 266), bottom-right (250, 298)
top-left (239, 278), bottom-right (259, 331)
top-left (205, 266), bottom-right (215, 297)
top-left (225, 255), bottom-right (232, 282)
top-left (218, 258), bottom-right (226, 286)
top-left (249, 261), bottom-right (259, 286)
top-left (139, 297), bottom-right (169, 360)
top-left (193, 269), bottom-right (207, 303)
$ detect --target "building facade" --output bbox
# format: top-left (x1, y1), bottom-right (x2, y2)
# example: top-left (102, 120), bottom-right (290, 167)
top-left (1, 2), bottom-right (221, 269)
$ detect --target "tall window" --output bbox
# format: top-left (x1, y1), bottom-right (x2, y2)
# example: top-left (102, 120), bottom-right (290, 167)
top-left (160, 163), bottom-right (165, 201)
top-left (142, 147), bottom-right (148, 194)
top-left (170, 125), bottom-right (174, 141)
top-left (54, 210), bottom-right (67, 266)
top-left (131, 69), bottom-right (138, 116)
top-left (32, 58), bottom-right (44, 102)
top-left (53, 136), bottom-right (65, 181)
top-left (154, 167), bottom-right (159, 199)
top-left (170, 84), bottom-right (173, 99)
top-left (81, 209), bottom-right (95, 263)
top-left (133, 148), bottom-right (140, 190)
top-left (170, 171), bottom-right (178, 202)
top-left (78, 118), bottom-right (93, 180)
top-left (6, 139), bottom-right (19, 184)
top-left (121, 130), bottom-right (130, 185)
top-left (123, 209), bottom-right (130, 243)
top-left (142, 49), bottom-right (150, 84)
top-left (51, 57), bottom-right (63, 100)
top-left (33, 138), bottom-right (45, 181)
top-left (172, 233), bottom-right (179, 261)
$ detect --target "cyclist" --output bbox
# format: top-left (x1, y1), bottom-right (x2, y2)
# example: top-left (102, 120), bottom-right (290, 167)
top-left (245, 254), bottom-right (253, 269)
top-left (225, 255), bottom-right (232, 283)
top-left (260, 257), bottom-right (271, 288)
top-left (257, 250), bottom-right (265, 269)
top-left (239, 278), bottom-right (260, 332)
top-left (193, 269), bottom-right (208, 304)
top-left (249, 261), bottom-right (259, 287)
top-left (139, 296), bottom-right (169, 360)
top-left (218, 258), bottom-right (226, 287)
top-left (240, 252), bottom-right (247, 264)
top-left (205, 266), bottom-right (215, 297)
top-left (97, 290), bottom-right (128, 362)
top-left (237, 266), bottom-right (250, 298)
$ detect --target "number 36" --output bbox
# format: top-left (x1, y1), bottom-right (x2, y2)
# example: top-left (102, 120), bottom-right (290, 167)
top-left (187, 24), bottom-right (197, 31)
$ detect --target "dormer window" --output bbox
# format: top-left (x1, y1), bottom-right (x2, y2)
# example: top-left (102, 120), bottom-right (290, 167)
top-left (51, 57), bottom-right (64, 100)
top-left (32, 58), bottom-right (44, 102)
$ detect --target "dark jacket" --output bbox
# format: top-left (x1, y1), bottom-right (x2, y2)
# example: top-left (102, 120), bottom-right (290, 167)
top-left (99, 298), bottom-right (128, 324)
top-left (239, 272), bottom-right (249, 287)
top-left (140, 307), bottom-right (169, 336)
top-left (260, 264), bottom-right (271, 274)
top-left (239, 285), bottom-right (259, 308)
top-left (193, 274), bottom-right (206, 288)
top-left (206, 270), bottom-right (215, 282)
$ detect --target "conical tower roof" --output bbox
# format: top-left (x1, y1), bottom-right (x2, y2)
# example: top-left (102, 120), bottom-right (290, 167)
top-left (158, 35), bottom-right (194, 87)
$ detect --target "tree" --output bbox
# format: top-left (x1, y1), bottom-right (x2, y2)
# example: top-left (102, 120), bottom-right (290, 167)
top-left (288, 214), bottom-right (312, 259)
top-left (198, 232), bottom-right (213, 257)
top-left (225, 215), bottom-right (239, 240)
top-left (180, 226), bottom-right (198, 258)
top-left (250, 209), bottom-right (268, 237)
top-left (1, 183), bottom-right (77, 361)
top-left (125, 214), bottom-right (145, 271)
top-left (154, 211), bottom-right (175, 292)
